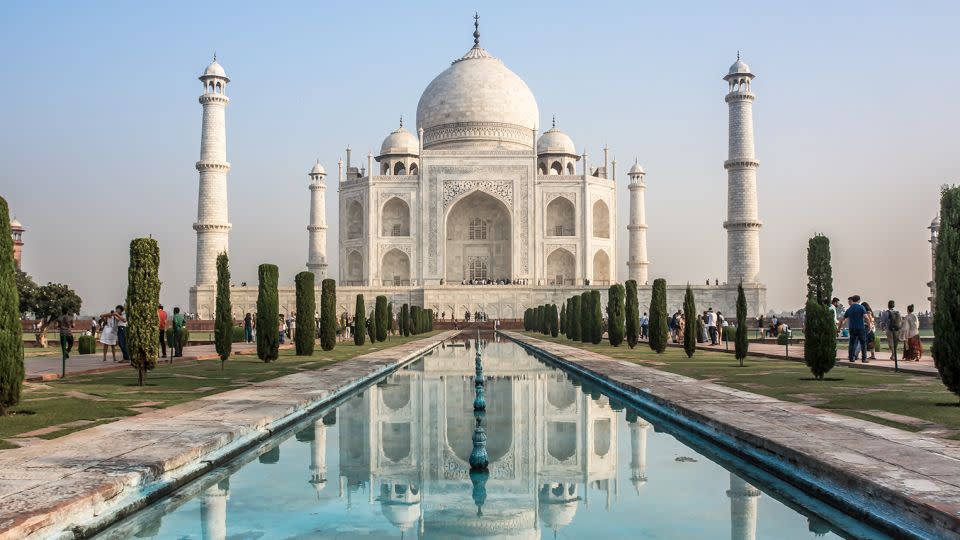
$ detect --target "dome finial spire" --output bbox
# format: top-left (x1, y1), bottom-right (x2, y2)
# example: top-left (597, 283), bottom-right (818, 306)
top-left (213, 51), bottom-right (217, 62)
top-left (552, 114), bottom-right (556, 129)
top-left (399, 115), bottom-right (403, 128)
top-left (473, 12), bottom-right (480, 46)
top-left (737, 49), bottom-right (740, 61)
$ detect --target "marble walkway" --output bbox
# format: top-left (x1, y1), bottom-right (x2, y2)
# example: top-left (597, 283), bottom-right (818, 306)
top-left (503, 331), bottom-right (960, 539)
top-left (0, 331), bottom-right (457, 540)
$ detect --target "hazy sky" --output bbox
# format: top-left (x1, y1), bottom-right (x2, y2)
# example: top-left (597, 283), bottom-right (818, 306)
top-left (1, 1), bottom-right (956, 315)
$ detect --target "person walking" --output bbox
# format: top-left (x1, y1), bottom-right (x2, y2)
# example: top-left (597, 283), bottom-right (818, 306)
top-left (89, 317), bottom-right (98, 340)
top-left (287, 312), bottom-right (296, 341)
top-left (882, 300), bottom-right (902, 362)
top-left (863, 302), bottom-right (877, 360)
top-left (157, 304), bottom-right (168, 359)
top-left (171, 307), bottom-right (186, 358)
top-left (279, 314), bottom-right (286, 344)
top-left (903, 304), bottom-right (922, 361)
top-left (57, 310), bottom-right (75, 359)
top-left (838, 295), bottom-right (869, 363)
top-left (99, 308), bottom-right (121, 362)
top-left (706, 308), bottom-right (718, 345)
top-left (115, 305), bottom-right (129, 361)
top-left (640, 312), bottom-right (649, 340)
top-left (244, 312), bottom-right (253, 343)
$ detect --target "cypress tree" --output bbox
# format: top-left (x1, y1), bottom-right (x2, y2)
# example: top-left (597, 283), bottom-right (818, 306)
top-left (563, 298), bottom-right (572, 339)
top-left (804, 235), bottom-right (837, 379)
top-left (256, 264), bottom-right (280, 362)
top-left (387, 302), bottom-right (394, 336)
top-left (580, 292), bottom-right (591, 343)
top-left (375, 295), bottom-right (388, 342)
top-left (400, 303), bottom-right (410, 337)
top-left (569, 296), bottom-right (582, 341)
top-left (353, 294), bottom-right (366, 345)
top-left (624, 280), bottom-right (639, 349)
top-left (214, 252), bottom-right (233, 367)
top-left (549, 304), bottom-right (559, 337)
top-left (0, 196), bottom-right (23, 414)
top-left (682, 285), bottom-right (697, 358)
top-left (294, 272), bottom-right (316, 356)
top-left (735, 282), bottom-right (749, 366)
top-left (559, 303), bottom-right (566, 335)
top-left (607, 284), bottom-right (625, 347)
top-left (934, 186), bottom-right (960, 401)
top-left (590, 290), bottom-right (603, 344)
top-left (535, 305), bottom-right (542, 334)
top-left (426, 309), bottom-right (434, 331)
top-left (649, 278), bottom-right (668, 353)
top-left (127, 238), bottom-right (161, 385)
top-left (411, 306), bottom-right (421, 334)
top-left (319, 279), bottom-right (336, 351)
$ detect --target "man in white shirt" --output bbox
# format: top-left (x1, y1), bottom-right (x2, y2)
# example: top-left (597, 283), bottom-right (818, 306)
top-left (706, 308), bottom-right (718, 345)
top-left (640, 313), bottom-right (649, 340)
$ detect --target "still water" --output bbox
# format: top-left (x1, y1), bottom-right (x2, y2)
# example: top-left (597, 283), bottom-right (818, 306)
top-left (98, 337), bottom-right (888, 539)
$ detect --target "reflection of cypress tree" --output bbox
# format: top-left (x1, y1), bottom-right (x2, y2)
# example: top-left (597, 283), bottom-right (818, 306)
top-left (258, 446), bottom-right (280, 464)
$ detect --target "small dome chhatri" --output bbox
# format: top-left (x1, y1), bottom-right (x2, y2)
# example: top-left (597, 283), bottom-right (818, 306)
top-left (537, 117), bottom-right (576, 156)
top-left (380, 118), bottom-right (420, 156)
top-left (726, 51), bottom-right (752, 77)
top-left (202, 54), bottom-right (229, 80)
top-left (629, 159), bottom-right (645, 175)
top-left (309, 160), bottom-right (326, 176)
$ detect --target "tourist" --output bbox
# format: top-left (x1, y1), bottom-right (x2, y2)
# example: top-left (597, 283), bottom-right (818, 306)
top-left (881, 300), bottom-right (902, 362)
top-left (278, 314), bottom-right (286, 344)
top-left (116, 305), bottom-right (129, 361)
top-left (287, 312), bottom-right (296, 341)
top-left (158, 304), bottom-right (168, 358)
top-left (696, 314), bottom-right (706, 343)
top-left (903, 304), bottom-right (922, 361)
top-left (838, 295), bottom-right (868, 363)
top-left (89, 317), bottom-right (98, 339)
top-left (244, 312), bottom-right (253, 343)
top-left (862, 302), bottom-right (877, 360)
top-left (706, 308), bottom-right (718, 345)
top-left (57, 309), bottom-right (74, 359)
top-left (99, 308), bottom-right (121, 362)
top-left (831, 298), bottom-right (844, 325)
top-left (171, 307), bottom-right (186, 357)
top-left (677, 313), bottom-right (686, 343)
top-left (640, 312), bottom-right (649, 340)
top-left (718, 312), bottom-right (728, 342)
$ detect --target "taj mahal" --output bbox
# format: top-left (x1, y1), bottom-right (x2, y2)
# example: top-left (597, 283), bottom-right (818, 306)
top-left (189, 18), bottom-right (766, 319)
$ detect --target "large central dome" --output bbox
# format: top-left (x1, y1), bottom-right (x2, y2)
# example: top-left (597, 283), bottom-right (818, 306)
top-left (416, 43), bottom-right (539, 150)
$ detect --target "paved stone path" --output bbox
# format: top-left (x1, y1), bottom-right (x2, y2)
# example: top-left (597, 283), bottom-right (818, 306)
top-left (681, 339), bottom-right (939, 376)
top-left (0, 331), bottom-right (457, 540)
top-left (23, 342), bottom-right (295, 381)
top-left (504, 331), bottom-right (960, 539)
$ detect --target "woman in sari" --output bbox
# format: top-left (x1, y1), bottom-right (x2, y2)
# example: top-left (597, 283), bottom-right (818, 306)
top-left (902, 304), bottom-right (922, 361)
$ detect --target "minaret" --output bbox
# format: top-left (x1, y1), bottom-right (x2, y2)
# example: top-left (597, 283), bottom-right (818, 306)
top-left (9, 217), bottom-right (24, 270)
top-left (200, 479), bottom-right (230, 540)
top-left (928, 215), bottom-right (940, 311)
top-left (307, 161), bottom-right (328, 279)
top-left (727, 473), bottom-right (761, 540)
top-left (194, 55), bottom-right (232, 287)
top-left (627, 413), bottom-right (650, 494)
top-left (627, 161), bottom-right (649, 284)
top-left (723, 53), bottom-right (761, 285)
top-left (308, 417), bottom-right (328, 497)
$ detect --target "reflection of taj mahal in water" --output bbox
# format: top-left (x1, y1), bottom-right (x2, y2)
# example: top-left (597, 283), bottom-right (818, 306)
top-left (188, 15), bottom-right (766, 319)
top-left (181, 340), bottom-right (769, 539)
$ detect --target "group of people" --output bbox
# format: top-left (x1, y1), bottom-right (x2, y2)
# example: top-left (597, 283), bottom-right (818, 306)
top-left (93, 304), bottom-right (185, 363)
top-left (835, 296), bottom-right (921, 363)
top-left (667, 308), bottom-right (728, 345)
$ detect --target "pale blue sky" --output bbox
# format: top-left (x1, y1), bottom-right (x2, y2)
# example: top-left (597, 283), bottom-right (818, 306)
top-left (1, 0), bottom-right (956, 314)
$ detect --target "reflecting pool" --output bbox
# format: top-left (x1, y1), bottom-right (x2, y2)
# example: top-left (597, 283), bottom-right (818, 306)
top-left (97, 337), bottom-right (889, 539)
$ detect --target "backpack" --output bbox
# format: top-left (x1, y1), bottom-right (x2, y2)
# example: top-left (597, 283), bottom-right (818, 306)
top-left (888, 310), bottom-right (902, 332)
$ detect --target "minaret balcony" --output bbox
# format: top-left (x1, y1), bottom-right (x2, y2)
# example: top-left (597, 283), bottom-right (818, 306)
top-left (722, 220), bottom-right (762, 230)
top-left (196, 161), bottom-right (231, 172)
top-left (724, 92), bottom-right (755, 103)
top-left (723, 158), bottom-right (759, 170)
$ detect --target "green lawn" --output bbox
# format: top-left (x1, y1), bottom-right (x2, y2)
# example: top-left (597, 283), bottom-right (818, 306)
top-left (0, 333), bottom-right (438, 450)
top-left (520, 332), bottom-right (960, 438)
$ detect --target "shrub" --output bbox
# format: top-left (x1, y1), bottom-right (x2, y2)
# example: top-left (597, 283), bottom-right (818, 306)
top-left (78, 334), bottom-right (96, 354)
top-left (624, 280), bottom-right (639, 349)
top-left (0, 197), bottom-right (24, 411)
top-left (934, 186), bottom-right (960, 400)
top-left (648, 278), bottom-right (668, 353)
top-left (401, 303), bottom-right (410, 337)
top-left (127, 238), bottom-right (161, 385)
top-left (580, 292), bottom-right (591, 343)
top-left (375, 295), bottom-right (388, 342)
top-left (215, 252), bottom-right (233, 366)
top-left (735, 283), bottom-right (749, 366)
top-left (682, 285), bottom-right (697, 358)
top-left (777, 332), bottom-right (790, 345)
top-left (569, 296), bottom-right (582, 341)
top-left (354, 295), bottom-right (366, 345)
top-left (320, 279), bottom-right (336, 351)
top-left (804, 236), bottom-right (837, 380)
top-left (256, 264), bottom-right (280, 362)
top-left (607, 284), bottom-right (625, 347)
top-left (590, 290), bottom-right (603, 344)
top-left (294, 272), bottom-right (316, 356)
